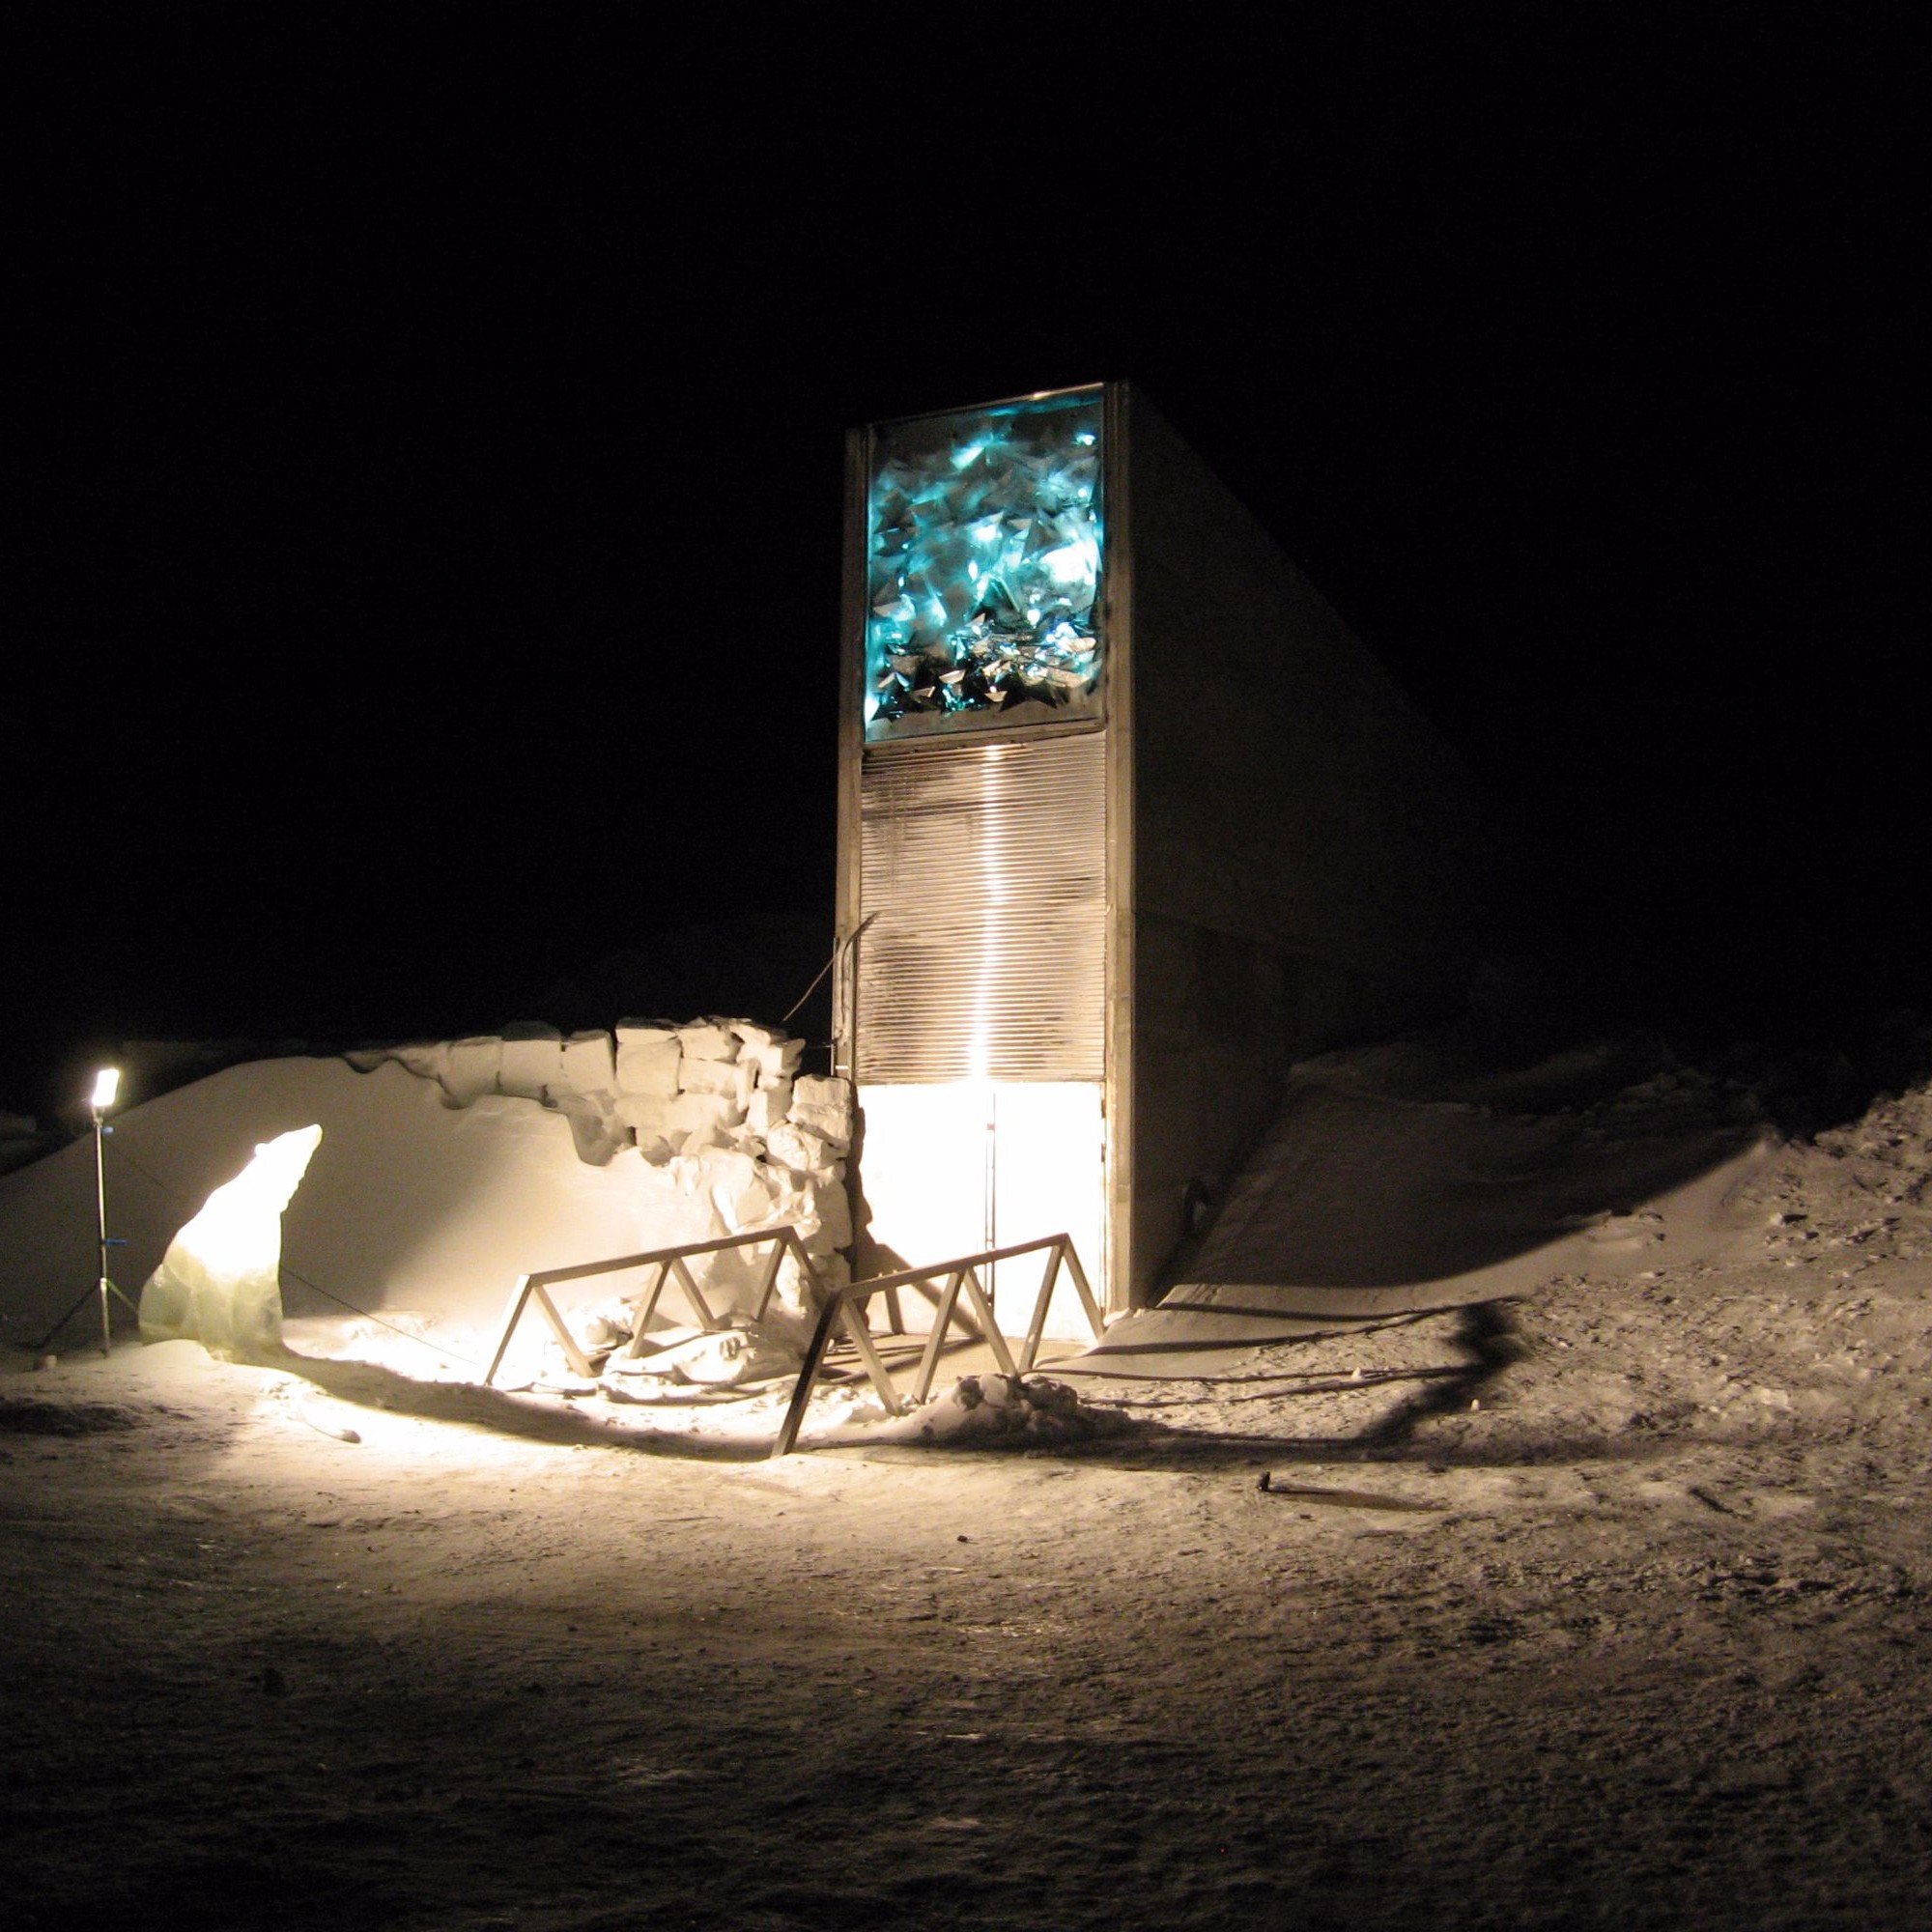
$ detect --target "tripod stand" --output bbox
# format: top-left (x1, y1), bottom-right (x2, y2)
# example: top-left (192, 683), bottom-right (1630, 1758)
top-left (33, 1072), bottom-right (138, 1357)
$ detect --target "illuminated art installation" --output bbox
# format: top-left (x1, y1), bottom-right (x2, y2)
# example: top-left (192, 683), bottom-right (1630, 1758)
top-left (866, 390), bottom-right (1103, 739)
top-left (139, 1125), bottom-right (322, 1357)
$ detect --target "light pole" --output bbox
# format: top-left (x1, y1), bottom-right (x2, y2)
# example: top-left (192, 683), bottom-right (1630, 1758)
top-left (90, 1067), bottom-right (121, 1357)
top-left (29, 1067), bottom-right (140, 1358)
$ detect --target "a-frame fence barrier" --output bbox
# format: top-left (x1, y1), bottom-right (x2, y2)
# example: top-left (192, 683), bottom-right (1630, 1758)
top-left (482, 1227), bottom-right (1104, 1458)
top-left (482, 1225), bottom-right (834, 1385)
top-left (770, 1234), bottom-right (1104, 1457)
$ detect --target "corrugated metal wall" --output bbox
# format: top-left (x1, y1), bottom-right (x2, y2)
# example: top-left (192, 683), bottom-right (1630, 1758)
top-left (857, 731), bottom-right (1107, 1083)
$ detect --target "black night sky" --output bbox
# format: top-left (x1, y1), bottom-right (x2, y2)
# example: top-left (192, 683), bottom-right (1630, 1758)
top-left (9, 21), bottom-right (1921, 1125)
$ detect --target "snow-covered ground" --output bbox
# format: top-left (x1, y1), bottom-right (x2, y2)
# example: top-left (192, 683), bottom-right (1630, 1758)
top-left (4, 1065), bottom-right (1930, 1929)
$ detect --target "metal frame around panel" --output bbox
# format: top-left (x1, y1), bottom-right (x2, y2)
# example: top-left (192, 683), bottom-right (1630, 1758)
top-left (1100, 381), bottom-right (1136, 1317)
top-left (863, 379), bottom-right (1110, 439)
top-left (833, 423), bottom-right (869, 1086)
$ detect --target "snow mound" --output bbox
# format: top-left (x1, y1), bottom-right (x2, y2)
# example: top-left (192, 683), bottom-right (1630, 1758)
top-left (888, 1373), bottom-right (1133, 1447)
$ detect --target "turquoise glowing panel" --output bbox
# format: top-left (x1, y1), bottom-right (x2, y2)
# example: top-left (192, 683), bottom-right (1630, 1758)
top-left (865, 390), bottom-right (1104, 741)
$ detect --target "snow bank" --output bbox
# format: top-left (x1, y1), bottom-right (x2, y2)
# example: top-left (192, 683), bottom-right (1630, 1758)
top-left (0, 1023), bottom-right (855, 1356)
top-left (1172, 1037), bottom-right (1772, 1319)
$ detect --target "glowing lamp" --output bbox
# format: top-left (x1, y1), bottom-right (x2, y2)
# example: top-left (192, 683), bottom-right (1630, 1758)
top-left (88, 1066), bottom-right (125, 1355)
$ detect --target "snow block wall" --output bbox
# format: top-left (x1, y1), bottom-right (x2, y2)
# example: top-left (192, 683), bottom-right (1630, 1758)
top-left (0, 1024), bottom-right (854, 1350)
top-left (352, 1020), bottom-right (856, 1321)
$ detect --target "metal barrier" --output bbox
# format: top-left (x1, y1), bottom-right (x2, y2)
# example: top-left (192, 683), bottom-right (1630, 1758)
top-left (482, 1226), bottom-right (1103, 1461)
top-left (770, 1234), bottom-right (1103, 1458)
top-left (482, 1225), bottom-right (858, 1387)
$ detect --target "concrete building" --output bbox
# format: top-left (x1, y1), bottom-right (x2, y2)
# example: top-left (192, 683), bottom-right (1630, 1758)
top-left (834, 383), bottom-right (1487, 1331)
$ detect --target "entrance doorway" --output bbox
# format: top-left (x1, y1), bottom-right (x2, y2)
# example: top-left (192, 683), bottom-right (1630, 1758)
top-left (854, 1080), bottom-right (1104, 1340)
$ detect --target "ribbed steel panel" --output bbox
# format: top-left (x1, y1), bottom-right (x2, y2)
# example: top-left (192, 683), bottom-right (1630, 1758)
top-left (858, 731), bottom-right (1107, 1082)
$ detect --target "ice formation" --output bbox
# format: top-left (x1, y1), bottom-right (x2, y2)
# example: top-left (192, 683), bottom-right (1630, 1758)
top-left (138, 1124), bottom-right (322, 1357)
top-left (866, 389), bottom-right (1104, 739)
